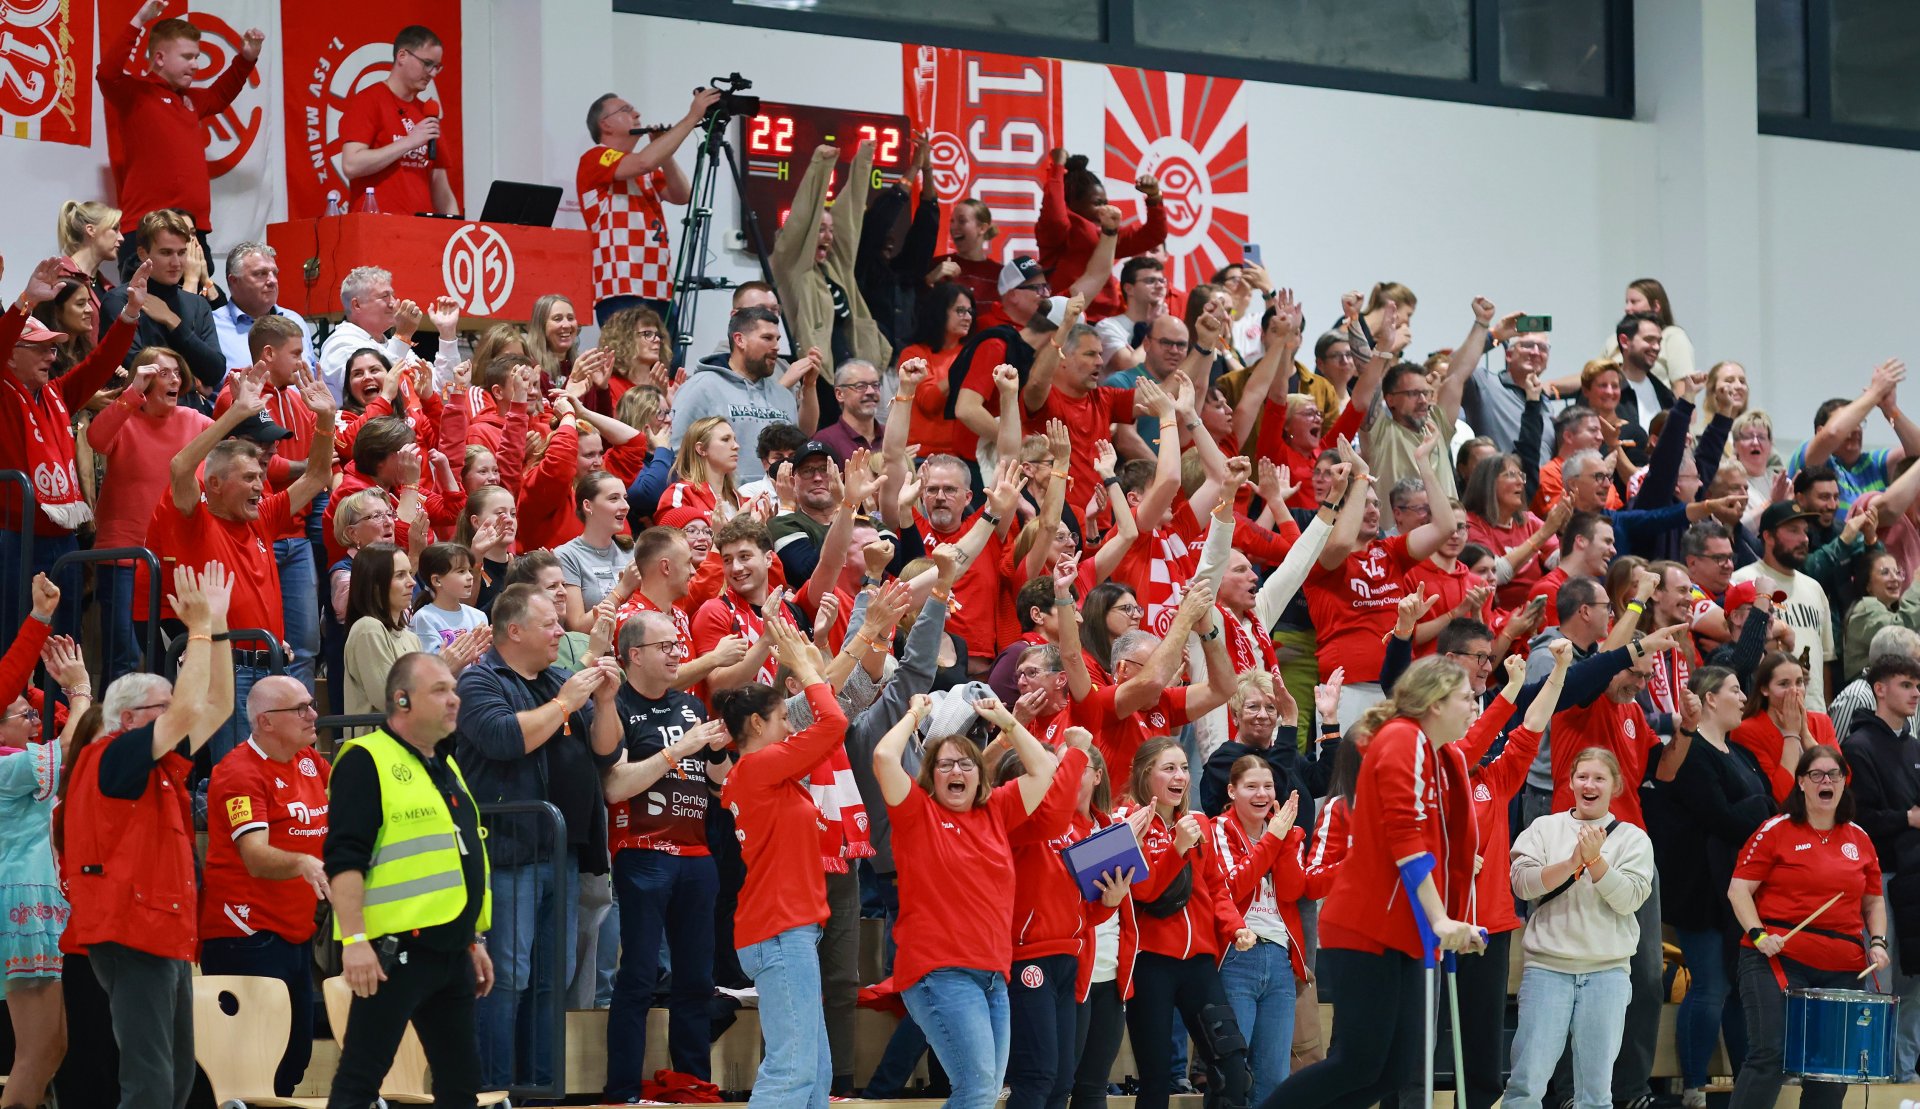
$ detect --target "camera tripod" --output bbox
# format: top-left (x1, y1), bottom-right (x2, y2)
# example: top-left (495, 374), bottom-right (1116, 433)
top-left (666, 85), bottom-right (791, 368)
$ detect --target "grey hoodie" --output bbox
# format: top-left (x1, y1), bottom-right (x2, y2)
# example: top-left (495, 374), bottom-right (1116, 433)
top-left (671, 353), bottom-right (800, 484)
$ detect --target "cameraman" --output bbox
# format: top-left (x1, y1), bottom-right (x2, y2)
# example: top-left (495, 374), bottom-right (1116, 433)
top-left (324, 653), bottom-right (494, 1108)
top-left (578, 86), bottom-right (722, 325)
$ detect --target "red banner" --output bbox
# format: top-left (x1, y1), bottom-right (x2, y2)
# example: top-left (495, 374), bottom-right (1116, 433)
top-left (902, 45), bottom-right (1062, 263)
top-left (279, 0), bottom-right (463, 220)
top-left (1103, 67), bottom-right (1248, 293)
top-left (0, 0), bottom-right (94, 146)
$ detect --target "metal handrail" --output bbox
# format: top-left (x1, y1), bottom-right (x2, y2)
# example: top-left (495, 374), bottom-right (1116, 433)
top-left (38, 546), bottom-right (162, 741)
top-left (0, 470), bottom-right (34, 630)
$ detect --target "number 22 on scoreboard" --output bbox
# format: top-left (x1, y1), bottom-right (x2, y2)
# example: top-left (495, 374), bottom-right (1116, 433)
top-left (748, 114), bottom-right (793, 154)
top-left (857, 124), bottom-right (901, 163)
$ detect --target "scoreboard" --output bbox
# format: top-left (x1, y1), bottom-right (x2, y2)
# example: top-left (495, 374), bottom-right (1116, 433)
top-left (738, 101), bottom-right (913, 237)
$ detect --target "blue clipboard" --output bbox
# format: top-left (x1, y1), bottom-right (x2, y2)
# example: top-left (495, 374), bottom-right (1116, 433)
top-left (1061, 820), bottom-right (1149, 902)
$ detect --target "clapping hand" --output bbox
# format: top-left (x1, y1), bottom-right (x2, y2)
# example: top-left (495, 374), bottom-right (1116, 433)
top-left (393, 299), bottom-right (423, 339)
top-left (1313, 667), bottom-right (1345, 725)
top-left (42, 635), bottom-right (87, 690)
top-left (441, 627), bottom-right (491, 674)
top-left (1265, 791), bottom-right (1300, 840)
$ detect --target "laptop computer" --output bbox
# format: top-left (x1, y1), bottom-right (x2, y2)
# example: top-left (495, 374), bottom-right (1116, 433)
top-left (478, 181), bottom-right (563, 228)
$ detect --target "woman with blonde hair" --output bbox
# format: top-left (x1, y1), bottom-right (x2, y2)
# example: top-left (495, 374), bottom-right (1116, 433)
top-left (526, 293), bottom-right (580, 388)
top-left (596, 305), bottom-right (670, 412)
top-left (930, 198), bottom-right (1002, 315)
top-left (1263, 656), bottom-right (1483, 1109)
top-left (1727, 408), bottom-right (1784, 520)
top-left (55, 199), bottom-right (121, 310)
top-left (1701, 360), bottom-right (1750, 426)
top-left (1502, 747), bottom-right (1656, 1109)
top-left (659, 417), bottom-right (743, 528)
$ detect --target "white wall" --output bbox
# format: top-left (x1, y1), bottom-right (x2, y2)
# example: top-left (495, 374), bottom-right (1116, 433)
top-left (2, 1), bottom-right (1915, 449)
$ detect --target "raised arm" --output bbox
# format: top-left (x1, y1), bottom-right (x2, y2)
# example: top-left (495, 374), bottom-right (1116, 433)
top-left (1805, 360), bottom-right (1902, 468)
top-left (286, 367), bottom-right (339, 513)
top-left (1317, 439), bottom-right (1370, 570)
top-left (1026, 420), bottom-right (1072, 583)
top-left (1436, 297), bottom-right (1495, 425)
top-left (172, 365), bottom-right (266, 512)
top-left (1231, 296), bottom-right (1302, 451)
top-left (873, 694), bottom-right (934, 806)
top-left (1069, 208), bottom-right (1123, 303)
top-left (976, 695), bottom-right (1062, 813)
top-left (1088, 443), bottom-right (1138, 584)
top-left (1129, 378), bottom-right (1183, 534)
top-left (771, 145), bottom-right (838, 278)
top-left (1402, 425), bottom-right (1457, 561)
top-left (1022, 296), bottom-right (1084, 413)
top-left (1176, 372), bottom-right (1233, 520)
top-left (879, 358), bottom-right (927, 518)
top-left (1112, 582), bottom-right (1212, 718)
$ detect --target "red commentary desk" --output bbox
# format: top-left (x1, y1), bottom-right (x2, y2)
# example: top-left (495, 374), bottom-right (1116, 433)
top-left (267, 214), bottom-right (594, 322)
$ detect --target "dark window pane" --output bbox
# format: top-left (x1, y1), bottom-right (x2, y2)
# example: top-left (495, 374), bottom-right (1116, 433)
top-left (730, 0), bottom-right (1102, 40)
top-left (1830, 0), bottom-right (1920, 130)
top-left (1499, 0), bottom-right (1608, 96)
top-left (1757, 0), bottom-right (1808, 117)
top-left (1133, 0), bottom-right (1471, 81)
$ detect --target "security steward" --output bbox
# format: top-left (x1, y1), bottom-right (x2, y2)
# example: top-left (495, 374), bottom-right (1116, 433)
top-left (324, 651), bottom-right (495, 1108)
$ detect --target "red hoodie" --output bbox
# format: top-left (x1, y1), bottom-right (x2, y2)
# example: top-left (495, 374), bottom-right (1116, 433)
top-left (516, 422), bottom-right (582, 552)
top-left (1464, 706), bottom-right (1540, 937)
top-left (1211, 816), bottom-right (1310, 980)
top-left (1318, 718), bottom-right (1478, 961)
top-left (1114, 808), bottom-right (1245, 1000)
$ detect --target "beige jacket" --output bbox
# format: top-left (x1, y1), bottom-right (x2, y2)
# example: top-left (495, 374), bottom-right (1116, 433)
top-left (770, 144), bottom-right (892, 372)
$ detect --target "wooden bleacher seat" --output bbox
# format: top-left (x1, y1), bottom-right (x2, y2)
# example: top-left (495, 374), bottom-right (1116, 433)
top-left (319, 976), bottom-right (508, 1105)
top-left (191, 974), bottom-right (328, 1108)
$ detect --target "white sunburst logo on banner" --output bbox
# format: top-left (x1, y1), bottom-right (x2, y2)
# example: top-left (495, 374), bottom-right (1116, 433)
top-left (1102, 67), bottom-right (1249, 294)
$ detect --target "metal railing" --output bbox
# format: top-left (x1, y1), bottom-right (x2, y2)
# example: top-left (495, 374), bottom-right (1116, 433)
top-left (36, 546), bottom-right (162, 741)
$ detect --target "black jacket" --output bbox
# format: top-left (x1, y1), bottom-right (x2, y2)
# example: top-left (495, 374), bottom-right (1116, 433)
top-left (1841, 713), bottom-right (1920, 871)
top-left (1198, 726), bottom-right (1316, 848)
top-left (99, 279), bottom-right (225, 390)
top-left (1655, 737), bottom-right (1773, 932)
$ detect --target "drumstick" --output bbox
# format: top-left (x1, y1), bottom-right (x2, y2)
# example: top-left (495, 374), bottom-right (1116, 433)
top-left (1774, 892), bottom-right (1844, 946)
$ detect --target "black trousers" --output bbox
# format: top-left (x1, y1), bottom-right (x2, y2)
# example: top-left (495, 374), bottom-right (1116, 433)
top-left (202, 931), bottom-right (315, 1097)
top-left (1072, 978), bottom-right (1126, 1109)
top-left (327, 944), bottom-right (481, 1109)
top-left (1126, 951), bottom-right (1250, 1109)
top-left (53, 953), bottom-right (119, 1108)
top-left (1728, 950), bottom-right (1859, 1109)
top-left (1260, 946), bottom-right (1426, 1109)
top-left (1009, 953), bottom-right (1080, 1109)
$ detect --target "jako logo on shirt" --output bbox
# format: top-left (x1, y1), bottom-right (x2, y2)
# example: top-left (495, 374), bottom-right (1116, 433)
top-left (443, 224), bottom-right (516, 316)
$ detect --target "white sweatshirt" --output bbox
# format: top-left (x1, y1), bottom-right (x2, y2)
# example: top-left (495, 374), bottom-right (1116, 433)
top-left (1510, 810), bottom-right (1656, 975)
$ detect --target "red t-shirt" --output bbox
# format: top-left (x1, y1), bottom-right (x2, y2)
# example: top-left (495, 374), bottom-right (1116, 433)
top-left (888, 781), bottom-right (1033, 988)
top-left (1467, 511), bottom-right (1559, 610)
top-left (897, 343), bottom-right (968, 460)
top-left (338, 83), bottom-right (448, 217)
top-left (1304, 535), bottom-right (1419, 683)
top-left (1030, 385), bottom-right (1135, 523)
top-left (1527, 567), bottom-right (1570, 621)
top-left (915, 508), bottom-right (1009, 660)
top-left (933, 252), bottom-right (1002, 318)
top-left (721, 686), bottom-right (847, 949)
top-left (1735, 814), bottom-right (1881, 972)
top-left (691, 590), bottom-right (783, 697)
top-left (1549, 697), bottom-right (1659, 829)
top-left (157, 490), bottom-right (299, 638)
top-left (1403, 559), bottom-right (1491, 659)
top-left (1029, 696), bottom-right (1104, 751)
top-left (1085, 684), bottom-right (1190, 790)
top-left (200, 741), bottom-right (331, 943)
top-left (616, 589), bottom-right (694, 656)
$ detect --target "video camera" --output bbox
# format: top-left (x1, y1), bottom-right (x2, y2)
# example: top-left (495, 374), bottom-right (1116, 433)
top-left (705, 73), bottom-right (761, 123)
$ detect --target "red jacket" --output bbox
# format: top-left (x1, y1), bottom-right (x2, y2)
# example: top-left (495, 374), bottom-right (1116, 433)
top-left (1319, 718), bottom-right (1478, 961)
top-left (1211, 815), bottom-right (1310, 980)
top-left (98, 18), bottom-right (254, 231)
top-left (1035, 160), bottom-right (1166, 322)
top-left (1466, 713), bottom-right (1540, 936)
top-left (61, 737), bottom-right (198, 960)
top-left (1115, 807), bottom-right (1245, 999)
top-left (1301, 796), bottom-right (1349, 900)
top-left (517, 423), bottom-right (583, 552)
top-left (1010, 749), bottom-right (1093, 965)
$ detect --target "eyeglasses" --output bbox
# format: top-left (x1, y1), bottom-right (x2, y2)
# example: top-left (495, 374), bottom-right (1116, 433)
top-left (637, 329), bottom-right (661, 341)
top-left (402, 49), bottom-right (444, 74)
top-left (260, 700), bottom-right (318, 718)
top-left (1153, 338), bottom-right (1190, 351)
top-left (1696, 552), bottom-right (1735, 565)
top-left (1804, 770), bottom-right (1844, 783)
top-left (934, 758), bottom-right (978, 772)
top-left (132, 702), bottom-right (172, 713)
top-left (357, 510), bottom-right (397, 525)
top-left (1388, 388), bottom-right (1435, 399)
top-left (638, 640), bottom-right (687, 659)
top-left (837, 381), bottom-right (882, 393)
top-left (1447, 650), bottom-right (1494, 666)
top-left (922, 485), bottom-right (966, 498)
top-left (1, 706), bottom-right (38, 724)
top-left (1113, 602), bottom-right (1144, 617)
top-left (952, 306), bottom-right (975, 316)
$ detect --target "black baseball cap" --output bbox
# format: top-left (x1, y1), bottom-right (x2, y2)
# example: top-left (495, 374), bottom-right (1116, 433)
top-left (791, 440), bottom-right (835, 467)
top-left (228, 412), bottom-right (294, 445)
top-left (1757, 501), bottom-right (1818, 533)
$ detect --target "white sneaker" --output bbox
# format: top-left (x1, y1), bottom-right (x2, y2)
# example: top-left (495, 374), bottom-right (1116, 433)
top-left (1681, 1088), bottom-right (1706, 1109)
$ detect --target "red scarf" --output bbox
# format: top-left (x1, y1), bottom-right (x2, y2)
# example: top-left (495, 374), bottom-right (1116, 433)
top-left (717, 589), bottom-right (785, 687)
top-left (5, 375), bottom-right (88, 529)
top-left (1141, 521), bottom-right (1198, 638)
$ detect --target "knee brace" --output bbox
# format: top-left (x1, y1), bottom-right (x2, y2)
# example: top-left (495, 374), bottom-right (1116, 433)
top-left (1196, 1002), bottom-right (1249, 1060)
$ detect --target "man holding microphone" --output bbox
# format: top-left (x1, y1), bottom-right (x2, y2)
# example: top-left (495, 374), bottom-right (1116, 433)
top-left (339, 25), bottom-right (459, 216)
top-left (324, 653), bottom-right (494, 1107)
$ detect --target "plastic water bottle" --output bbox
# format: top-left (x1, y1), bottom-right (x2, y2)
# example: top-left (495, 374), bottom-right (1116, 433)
top-left (324, 193), bottom-right (345, 218)
top-left (357, 188), bottom-right (380, 215)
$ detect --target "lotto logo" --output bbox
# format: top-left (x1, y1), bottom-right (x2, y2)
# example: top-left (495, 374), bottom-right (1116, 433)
top-left (442, 223), bottom-right (516, 316)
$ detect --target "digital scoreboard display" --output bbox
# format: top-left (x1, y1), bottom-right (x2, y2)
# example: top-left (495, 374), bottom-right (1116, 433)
top-left (738, 101), bottom-right (913, 238)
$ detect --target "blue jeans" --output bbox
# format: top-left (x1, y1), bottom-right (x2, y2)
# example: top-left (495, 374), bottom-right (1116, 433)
top-left (0, 530), bottom-right (78, 638)
top-left (903, 968), bottom-right (1011, 1109)
top-left (604, 850), bottom-right (717, 1101)
top-left (275, 536), bottom-right (318, 691)
top-left (206, 662), bottom-right (268, 773)
top-left (1220, 940), bottom-right (1298, 1105)
top-left (476, 858), bottom-right (580, 1089)
top-left (1673, 925), bottom-right (1746, 1089)
top-left (738, 924), bottom-right (831, 1109)
top-left (1504, 965), bottom-right (1632, 1109)
top-left (97, 563), bottom-right (145, 682)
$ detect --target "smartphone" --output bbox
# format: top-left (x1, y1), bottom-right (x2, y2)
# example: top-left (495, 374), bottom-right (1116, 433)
top-left (1243, 243), bottom-right (1263, 268)
top-left (1514, 315), bottom-right (1552, 334)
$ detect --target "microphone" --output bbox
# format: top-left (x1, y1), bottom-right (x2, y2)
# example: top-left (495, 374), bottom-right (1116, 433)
top-left (424, 101), bottom-right (440, 161)
top-left (628, 123), bottom-right (673, 137)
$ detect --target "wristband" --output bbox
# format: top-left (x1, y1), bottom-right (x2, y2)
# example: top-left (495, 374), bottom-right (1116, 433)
top-left (1872, 936), bottom-right (1889, 947)
top-left (27, 611), bottom-right (50, 627)
top-left (1052, 468), bottom-right (1069, 480)
top-left (188, 634), bottom-right (212, 645)
top-left (893, 393), bottom-right (913, 404)
top-left (63, 685), bottom-right (91, 699)
top-left (343, 933), bottom-right (369, 947)
top-left (930, 586), bottom-right (953, 605)
top-left (1100, 227), bottom-right (1119, 237)
top-left (1626, 601), bottom-right (1645, 614)
top-left (981, 510), bottom-right (1002, 528)
top-left (859, 575), bottom-right (882, 589)
top-left (1200, 625), bottom-right (1222, 642)
top-left (1747, 926), bottom-right (1767, 944)
top-left (1101, 475), bottom-right (1122, 487)
top-left (1052, 594), bottom-right (1074, 607)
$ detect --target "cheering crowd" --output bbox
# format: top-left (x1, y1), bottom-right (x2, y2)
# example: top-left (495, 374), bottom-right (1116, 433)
top-left (0, 7), bottom-right (1918, 1109)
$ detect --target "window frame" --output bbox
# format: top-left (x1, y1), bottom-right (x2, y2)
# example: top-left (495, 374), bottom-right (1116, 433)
top-left (1759, 0), bottom-right (1920, 152)
top-left (615, 0), bottom-right (1635, 120)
